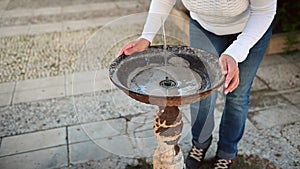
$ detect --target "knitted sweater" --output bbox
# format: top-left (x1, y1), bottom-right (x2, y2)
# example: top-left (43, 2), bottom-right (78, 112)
top-left (140, 0), bottom-right (277, 63)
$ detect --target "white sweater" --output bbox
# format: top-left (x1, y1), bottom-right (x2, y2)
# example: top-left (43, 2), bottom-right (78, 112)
top-left (140, 0), bottom-right (277, 63)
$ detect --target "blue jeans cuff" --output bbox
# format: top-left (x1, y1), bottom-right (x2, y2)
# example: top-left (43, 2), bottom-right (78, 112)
top-left (192, 135), bottom-right (212, 149)
top-left (216, 149), bottom-right (237, 160)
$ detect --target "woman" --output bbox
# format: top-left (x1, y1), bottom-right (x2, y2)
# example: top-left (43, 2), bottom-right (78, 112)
top-left (119, 0), bottom-right (276, 168)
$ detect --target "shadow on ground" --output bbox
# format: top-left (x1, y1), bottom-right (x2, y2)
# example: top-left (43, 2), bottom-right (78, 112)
top-left (125, 154), bottom-right (279, 169)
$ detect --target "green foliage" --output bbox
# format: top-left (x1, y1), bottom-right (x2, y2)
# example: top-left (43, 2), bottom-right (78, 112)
top-left (274, 1), bottom-right (300, 54)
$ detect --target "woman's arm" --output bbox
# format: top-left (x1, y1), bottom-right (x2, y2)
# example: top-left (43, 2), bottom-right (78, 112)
top-left (222, 0), bottom-right (277, 63)
top-left (118, 0), bottom-right (176, 55)
top-left (140, 0), bottom-right (177, 43)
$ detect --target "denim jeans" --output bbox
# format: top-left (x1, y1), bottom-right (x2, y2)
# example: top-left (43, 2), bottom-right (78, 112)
top-left (189, 18), bottom-right (272, 160)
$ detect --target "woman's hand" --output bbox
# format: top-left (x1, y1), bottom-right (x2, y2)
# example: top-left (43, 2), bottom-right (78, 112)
top-left (219, 54), bottom-right (240, 95)
top-left (118, 38), bottom-right (151, 56)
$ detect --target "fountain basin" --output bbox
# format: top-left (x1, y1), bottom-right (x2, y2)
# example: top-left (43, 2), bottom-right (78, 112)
top-left (109, 45), bottom-right (224, 107)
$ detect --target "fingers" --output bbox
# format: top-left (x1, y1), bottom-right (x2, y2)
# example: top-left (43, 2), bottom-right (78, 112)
top-left (224, 70), bottom-right (239, 94)
top-left (117, 42), bottom-right (135, 56)
top-left (124, 46), bottom-right (138, 55)
top-left (117, 38), bottom-right (150, 56)
top-left (224, 61), bottom-right (236, 88)
top-left (219, 57), bottom-right (228, 76)
top-left (219, 54), bottom-right (239, 95)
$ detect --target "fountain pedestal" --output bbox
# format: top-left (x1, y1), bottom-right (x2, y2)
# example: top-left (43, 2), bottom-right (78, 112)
top-left (153, 106), bottom-right (183, 169)
top-left (109, 46), bottom-right (224, 169)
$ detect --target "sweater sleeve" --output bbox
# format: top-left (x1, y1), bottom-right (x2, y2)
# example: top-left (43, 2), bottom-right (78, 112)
top-left (222, 0), bottom-right (277, 63)
top-left (139, 0), bottom-right (177, 43)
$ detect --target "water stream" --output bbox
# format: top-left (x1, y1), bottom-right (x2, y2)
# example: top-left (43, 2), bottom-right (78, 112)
top-left (162, 17), bottom-right (171, 95)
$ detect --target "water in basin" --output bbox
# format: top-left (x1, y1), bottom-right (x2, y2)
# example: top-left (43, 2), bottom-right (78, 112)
top-left (129, 53), bottom-right (206, 97)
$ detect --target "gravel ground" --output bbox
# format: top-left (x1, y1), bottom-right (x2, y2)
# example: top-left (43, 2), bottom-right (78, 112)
top-left (0, 29), bottom-right (94, 83)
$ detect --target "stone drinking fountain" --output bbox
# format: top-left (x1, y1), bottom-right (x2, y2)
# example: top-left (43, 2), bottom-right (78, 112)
top-left (109, 45), bottom-right (224, 169)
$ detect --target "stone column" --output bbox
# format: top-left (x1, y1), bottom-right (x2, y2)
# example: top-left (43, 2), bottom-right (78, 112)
top-left (153, 106), bottom-right (184, 169)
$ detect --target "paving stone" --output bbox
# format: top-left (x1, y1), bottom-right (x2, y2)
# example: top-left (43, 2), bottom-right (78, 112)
top-left (0, 82), bottom-right (13, 106)
top-left (115, 1), bottom-right (149, 9)
top-left (65, 71), bottom-right (98, 96)
top-left (0, 17), bottom-right (118, 37)
top-left (251, 77), bottom-right (268, 91)
top-left (0, 93), bottom-right (12, 107)
top-left (260, 54), bottom-right (289, 67)
top-left (15, 76), bottom-right (64, 91)
top-left (1, 8), bottom-right (34, 18)
top-left (33, 6), bottom-right (62, 16)
top-left (94, 135), bottom-right (137, 157)
top-left (0, 145), bottom-right (67, 169)
top-left (69, 140), bottom-right (111, 165)
top-left (28, 22), bottom-right (64, 35)
top-left (248, 105), bottom-right (300, 130)
top-left (249, 90), bottom-right (291, 112)
top-left (62, 17), bottom-right (119, 32)
top-left (63, 2), bottom-right (115, 14)
top-left (0, 82), bottom-right (15, 94)
top-left (68, 118), bottom-right (126, 144)
top-left (127, 112), bottom-right (155, 133)
top-left (135, 129), bottom-right (156, 157)
top-left (13, 76), bottom-right (65, 103)
top-left (13, 85), bottom-right (65, 104)
top-left (6, 0), bottom-right (62, 10)
top-left (0, 25), bottom-right (30, 38)
top-left (282, 89), bottom-right (300, 108)
top-left (0, 127), bottom-right (66, 157)
top-left (245, 119), bottom-right (257, 131)
top-left (62, 19), bottom-right (95, 31)
top-left (6, 0), bottom-right (142, 10)
top-left (65, 69), bottom-right (115, 96)
top-left (257, 63), bottom-right (300, 90)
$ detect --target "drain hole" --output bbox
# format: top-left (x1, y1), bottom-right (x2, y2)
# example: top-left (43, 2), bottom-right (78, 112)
top-left (159, 77), bottom-right (177, 89)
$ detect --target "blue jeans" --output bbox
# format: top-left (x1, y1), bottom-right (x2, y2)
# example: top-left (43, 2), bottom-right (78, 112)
top-left (189, 18), bottom-right (272, 160)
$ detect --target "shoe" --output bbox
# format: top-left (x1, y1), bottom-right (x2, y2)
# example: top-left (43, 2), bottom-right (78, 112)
top-left (185, 141), bottom-right (211, 169)
top-left (213, 157), bottom-right (232, 169)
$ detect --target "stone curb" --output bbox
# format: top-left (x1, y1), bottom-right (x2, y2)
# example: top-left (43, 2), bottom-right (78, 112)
top-left (0, 69), bottom-right (115, 106)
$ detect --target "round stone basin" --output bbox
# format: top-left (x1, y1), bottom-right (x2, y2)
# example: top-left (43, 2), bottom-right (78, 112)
top-left (109, 45), bottom-right (225, 106)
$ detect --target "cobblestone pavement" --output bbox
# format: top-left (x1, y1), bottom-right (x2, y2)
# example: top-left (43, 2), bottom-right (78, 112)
top-left (0, 0), bottom-right (299, 169)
